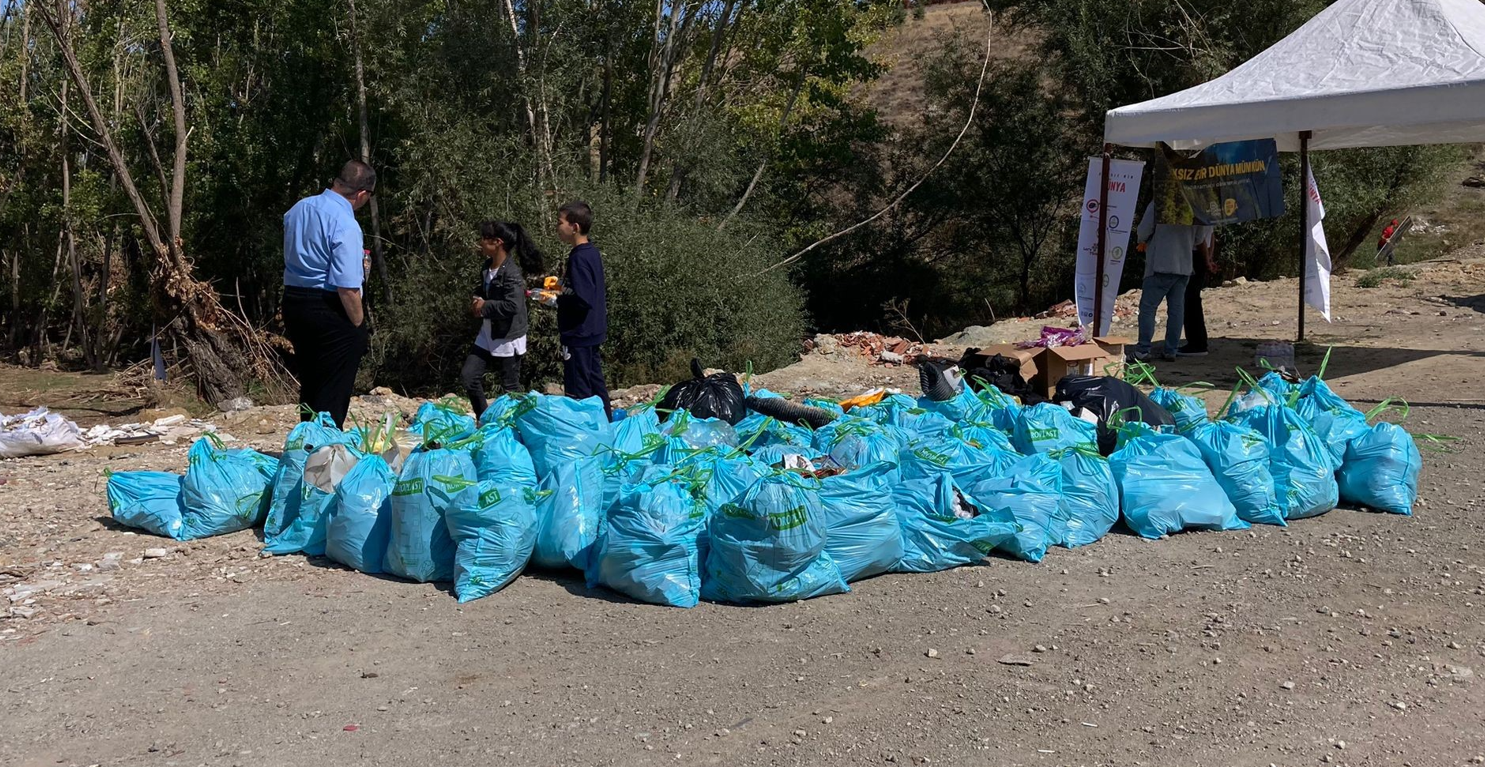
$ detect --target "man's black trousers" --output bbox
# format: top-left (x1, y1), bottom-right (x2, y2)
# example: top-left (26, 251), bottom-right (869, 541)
top-left (282, 286), bottom-right (367, 429)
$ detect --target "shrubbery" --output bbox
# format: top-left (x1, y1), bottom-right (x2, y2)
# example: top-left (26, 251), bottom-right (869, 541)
top-left (366, 190), bottom-right (806, 394)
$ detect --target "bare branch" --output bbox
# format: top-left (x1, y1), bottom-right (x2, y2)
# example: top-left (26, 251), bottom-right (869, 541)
top-left (742, 3), bottom-right (999, 279)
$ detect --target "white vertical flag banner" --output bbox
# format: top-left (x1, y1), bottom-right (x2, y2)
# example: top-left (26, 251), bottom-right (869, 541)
top-left (1304, 166), bottom-right (1332, 323)
top-left (1075, 158), bottom-right (1146, 335)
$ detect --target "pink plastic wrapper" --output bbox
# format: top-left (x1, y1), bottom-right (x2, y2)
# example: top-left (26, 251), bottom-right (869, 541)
top-left (1016, 325), bottom-right (1090, 350)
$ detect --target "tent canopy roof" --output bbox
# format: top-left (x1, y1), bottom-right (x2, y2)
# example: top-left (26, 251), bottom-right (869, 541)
top-left (1104, 0), bottom-right (1485, 151)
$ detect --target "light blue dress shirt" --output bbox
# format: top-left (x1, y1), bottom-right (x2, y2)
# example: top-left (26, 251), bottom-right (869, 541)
top-left (283, 189), bottom-right (364, 291)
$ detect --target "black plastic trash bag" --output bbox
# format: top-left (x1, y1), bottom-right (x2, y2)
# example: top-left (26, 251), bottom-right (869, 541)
top-left (1054, 375), bottom-right (1174, 455)
top-left (658, 358), bottom-right (746, 425)
top-left (959, 349), bottom-right (1044, 404)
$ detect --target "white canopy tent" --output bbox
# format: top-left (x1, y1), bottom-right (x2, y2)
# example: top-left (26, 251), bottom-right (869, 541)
top-left (1091, 0), bottom-right (1485, 339)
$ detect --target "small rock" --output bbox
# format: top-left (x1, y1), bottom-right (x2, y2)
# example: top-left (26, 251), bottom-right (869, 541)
top-left (925, 649), bottom-right (939, 659)
top-left (997, 654), bottom-right (1034, 667)
top-left (361, 671), bottom-right (379, 679)
top-left (880, 351), bottom-right (904, 365)
top-left (1389, 700), bottom-right (1408, 711)
top-left (1097, 597), bottom-right (1110, 605)
top-left (143, 548), bottom-right (169, 559)
top-left (1032, 645), bottom-right (1047, 653)
top-left (1281, 681), bottom-right (1296, 690)
top-left (1336, 741), bottom-right (1346, 750)
top-left (822, 717), bottom-right (833, 724)
top-left (793, 729), bottom-right (808, 739)
top-left (987, 605), bottom-right (1002, 614)
top-left (377, 705), bottom-right (388, 712)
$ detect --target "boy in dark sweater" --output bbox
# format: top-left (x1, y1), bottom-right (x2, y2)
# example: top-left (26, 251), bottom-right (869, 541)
top-left (552, 200), bottom-right (611, 418)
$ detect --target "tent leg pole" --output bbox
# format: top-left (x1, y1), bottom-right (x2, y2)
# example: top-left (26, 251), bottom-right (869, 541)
top-left (1298, 131), bottom-right (1311, 345)
top-left (1093, 146), bottom-right (1111, 336)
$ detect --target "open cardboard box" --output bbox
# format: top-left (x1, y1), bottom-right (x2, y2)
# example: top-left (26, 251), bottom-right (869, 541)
top-left (963, 336), bottom-right (1127, 400)
top-left (1033, 336), bottom-right (1128, 398)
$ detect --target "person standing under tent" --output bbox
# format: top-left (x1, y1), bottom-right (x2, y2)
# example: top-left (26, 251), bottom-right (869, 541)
top-left (1130, 200), bottom-right (1212, 362)
top-left (281, 160), bottom-right (376, 429)
top-left (1179, 228), bottom-right (1218, 357)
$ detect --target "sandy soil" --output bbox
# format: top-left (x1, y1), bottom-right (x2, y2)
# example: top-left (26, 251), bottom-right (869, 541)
top-left (3, 255), bottom-right (1485, 767)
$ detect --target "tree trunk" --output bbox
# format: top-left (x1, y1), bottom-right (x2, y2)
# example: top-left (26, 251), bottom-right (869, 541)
top-left (634, 0), bottom-right (691, 196)
top-left (665, 0), bottom-right (738, 203)
top-left (59, 77), bottom-right (96, 368)
top-left (598, 30), bottom-right (613, 184)
top-left (38, 0), bottom-right (291, 404)
top-left (500, 0), bottom-right (554, 195)
top-left (719, 73), bottom-right (804, 230)
top-left (347, 0), bottom-right (390, 303)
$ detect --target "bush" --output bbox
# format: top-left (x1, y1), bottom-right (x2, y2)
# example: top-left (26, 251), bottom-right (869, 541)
top-left (366, 189), bottom-right (807, 394)
top-left (1355, 267), bottom-right (1414, 289)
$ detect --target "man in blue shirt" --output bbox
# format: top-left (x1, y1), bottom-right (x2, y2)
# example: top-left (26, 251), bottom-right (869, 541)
top-left (551, 200), bottom-right (610, 419)
top-left (281, 160), bottom-right (375, 428)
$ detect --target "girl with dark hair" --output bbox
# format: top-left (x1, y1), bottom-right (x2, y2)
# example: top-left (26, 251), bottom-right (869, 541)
top-left (462, 221), bottom-right (545, 418)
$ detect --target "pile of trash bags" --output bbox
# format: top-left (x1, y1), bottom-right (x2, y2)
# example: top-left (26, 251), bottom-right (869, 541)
top-left (103, 362), bottom-right (1425, 608)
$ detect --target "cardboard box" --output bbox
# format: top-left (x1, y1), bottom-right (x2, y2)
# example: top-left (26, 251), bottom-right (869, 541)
top-left (963, 344), bottom-right (1039, 385)
top-left (1033, 336), bottom-right (1128, 398)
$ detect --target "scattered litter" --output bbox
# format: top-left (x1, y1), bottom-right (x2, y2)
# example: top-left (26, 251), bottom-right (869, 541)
top-left (0, 408), bottom-right (82, 458)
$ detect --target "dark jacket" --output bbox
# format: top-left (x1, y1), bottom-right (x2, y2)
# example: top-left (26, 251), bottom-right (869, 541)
top-left (472, 257), bottom-right (528, 344)
top-left (557, 242), bottom-right (607, 347)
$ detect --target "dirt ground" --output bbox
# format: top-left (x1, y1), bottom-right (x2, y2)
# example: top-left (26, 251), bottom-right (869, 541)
top-left (4, 254), bottom-right (1485, 767)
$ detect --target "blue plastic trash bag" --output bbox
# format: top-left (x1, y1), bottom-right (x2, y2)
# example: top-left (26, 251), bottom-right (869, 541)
top-left (589, 477), bottom-right (706, 607)
top-left (952, 421), bottom-right (1017, 456)
top-left (803, 397), bottom-right (845, 417)
top-left (701, 473), bottom-right (849, 603)
top-left (698, 455), bottom-right (764, 516)
top-left (533, 455), bottom-right (606, 571)
top-left (1257, 371), bottom-right (1298, 399)
top-left (735, 411), bottom-right (812, 451)
top-left (816, 418), bottom-right (902, 473)
top-left (478, 394), bottom-right (525, 427)
top-left (410, 400), bottom-right (478, 443)
top-left (969, 453), bottom-right (1066, 562)
top-left (515, 394), bottom-right (613, 477)
top-left (181, 437), bottom-right (277, 540)
top-left (471, 425), bottom-right (538, 488)
top-left (1012, 403), bottom-right (1098, 455)
top-left (324, 455), bottom-right (396, 573)
top-left (899, 434), bottom-right (1018, 489)
top-left (445, 481), bottom-right (540, 602)
top-left (1230, 405), bottom-right (1339, 520)
top-left (1294, 377), bottom-right (1367, 468)
top-left (819, 463), bottom-right (904, 581)
top-left (265, 413), bottom-right (343, 539)
top-left (891, 474), bottom-right (1021, 573)
top-left (749, 443), bottom-right (818, 468)
top-left (1055, 447), bottom-right (1119, 548)
top-left (850, 393), bottom-right (920, 426)
top-left (383, 447), bottom-right (478, 582)
top-left (659, 413), bottom-right (739, 463)
top-left (1338, 422), bottom-right (1421, 515)
top-left (610, 404), bottom-right (663, 458)
top-left (106, 471), bottom-right (185, 539)
top-left (1185, 420), bottom-right (1286, 527)
top-left (264, 442), bottom-right (363, 556)
top-left (1109, 425), bottom-right (1247, 539)
top-left (898, 410), bottom-right (957, 446)
top-left (1151, 388), bottom-right (1210, 433)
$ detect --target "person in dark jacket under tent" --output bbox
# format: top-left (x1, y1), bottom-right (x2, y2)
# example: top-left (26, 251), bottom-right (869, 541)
top-left (544, 200), bottom-right (611, 419)
top-left (461, 220), bottom-right (544, 420)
